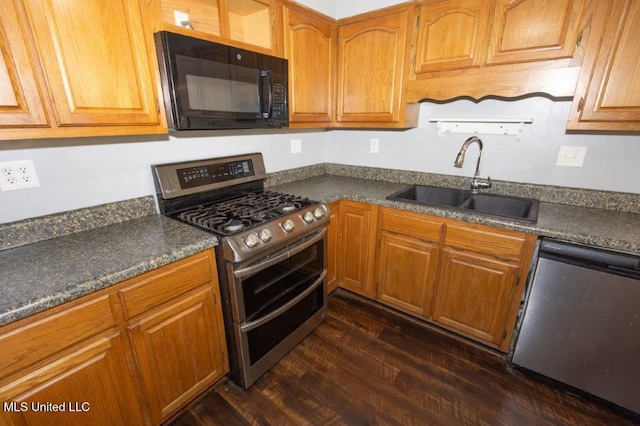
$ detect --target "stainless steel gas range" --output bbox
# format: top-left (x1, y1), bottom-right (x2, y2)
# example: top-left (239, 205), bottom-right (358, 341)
top-left (152, 153), bottom-right (328, 388)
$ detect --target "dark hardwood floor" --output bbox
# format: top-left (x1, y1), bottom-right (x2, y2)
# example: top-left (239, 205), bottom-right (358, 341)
top-left (169, 290), bottom-right (639, 425)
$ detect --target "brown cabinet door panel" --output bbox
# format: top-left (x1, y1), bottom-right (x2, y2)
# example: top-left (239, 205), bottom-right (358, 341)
top-left (414, 0), bottom-right (491, 72)
top-left (0, 334), bottom-right (145, 426)
top-left (486, 0), bottom-right (585, 65)
top-left (283, 4), bottom-right (335, 124)
top-left (336, 9), bottom-right (410, 123)
top-left (128, 287), bottom-right (228, 423)
top-left (376, 232), bottom-right (439, 317)
top-left (568, 0), bottom-right (640, 130)
top-left (433, 248), bottom-right (518, 346)
top-left (338, 202), bottom-right (377, 297)
top-left (23, 0), bottom-right (161, 126)
top-left (0, 0), bottom-right (48, 127)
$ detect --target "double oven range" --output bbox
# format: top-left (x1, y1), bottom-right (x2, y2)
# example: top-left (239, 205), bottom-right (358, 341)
top-left (152, 153), bottom-right (328, 388)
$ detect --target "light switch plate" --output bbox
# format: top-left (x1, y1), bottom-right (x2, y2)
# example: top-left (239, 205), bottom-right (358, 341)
top-left (291, 139), bottom-right (302, 154)
top-left (370, 138), bottom-right (379, 154)
top-left (556, 146), bottom-right (587, 167)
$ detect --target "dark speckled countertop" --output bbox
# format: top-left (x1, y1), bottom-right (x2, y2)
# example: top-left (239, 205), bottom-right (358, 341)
top-left (269, 174), bottom-right (640, 256)
top-left (0, 214), bottom-right (217, 327)
top-left (2, 167), bottom-right (639, 328)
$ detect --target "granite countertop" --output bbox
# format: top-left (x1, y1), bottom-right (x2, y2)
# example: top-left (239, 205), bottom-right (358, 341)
top-left (270, 174), bottom-right (640, 256)
top-left (0, 215), bottom-right (217, 327)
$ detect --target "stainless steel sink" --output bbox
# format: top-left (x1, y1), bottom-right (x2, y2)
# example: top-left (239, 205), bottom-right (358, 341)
top-left (386, 185), bottom-right (539, 222)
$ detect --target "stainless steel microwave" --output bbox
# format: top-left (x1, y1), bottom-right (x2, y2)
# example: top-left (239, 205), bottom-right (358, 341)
top-left (154, 31), bottom-right (288, 130)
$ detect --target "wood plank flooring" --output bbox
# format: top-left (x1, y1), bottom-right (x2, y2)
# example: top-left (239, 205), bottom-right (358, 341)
top-left (169, 289), bottom-right (639, 425)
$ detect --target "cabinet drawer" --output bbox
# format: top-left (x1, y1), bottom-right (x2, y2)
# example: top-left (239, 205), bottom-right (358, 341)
top-left (118, 250), bottom-right (215, 319)
top-left (380, 207), bottom-right (442, 242)
top-left (444, 223), bottom-right (527, 262)
top-left (0, 295), bottom-right (115, 378)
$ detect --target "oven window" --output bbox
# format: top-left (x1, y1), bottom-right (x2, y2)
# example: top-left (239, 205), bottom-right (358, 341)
top-left (175, 55), bottom-right (260, 115)
top-left (246, 284), bottom-right (324, 365)
top-left (241, 240), bottom-right (324, 322)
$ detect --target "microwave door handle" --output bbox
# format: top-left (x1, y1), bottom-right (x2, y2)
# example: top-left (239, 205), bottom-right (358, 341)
top-left (259, 70), bottom-right (272, 119)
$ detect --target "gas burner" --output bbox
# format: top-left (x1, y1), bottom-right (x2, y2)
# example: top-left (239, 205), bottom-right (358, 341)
top-left (278, 202), bottom-right (297, 213)
top-left (223, 219), bottom-right (246, 233)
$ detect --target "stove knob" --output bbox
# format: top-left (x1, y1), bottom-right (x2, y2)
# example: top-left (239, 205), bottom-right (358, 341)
top-left (313, 207), bottom-right (325, 219)
top-left (258, 228), bottom-right (272, 242)
top-left (244, 233), bottom-right (260, 248)
top-left (282, 219), bottom-right (295, 232)
top-left (303, 211), bottom-right (315, 223)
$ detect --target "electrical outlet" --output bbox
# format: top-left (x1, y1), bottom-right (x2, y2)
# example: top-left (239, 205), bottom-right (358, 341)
top-left (0, 160), bottom-right (40, 191)
top-left (291, 139), bottom-right (302, 154)
top-left (370, 138), bottom-right (379, 154)
top-left (556, 146), bottom-right (587, 167)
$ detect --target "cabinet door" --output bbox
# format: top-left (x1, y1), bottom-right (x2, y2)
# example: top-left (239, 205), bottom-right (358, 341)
top-left (282, 3), bottom-right (335, 125)
top-left (567, 0), bottom-right (640, 131)
top-left (326, 202), bottom-right (340, 294)
top-left (376, 232), bottom-right (439, 318)
top-left (486, 0), bottom-right (585, 65)
top-left (0, 0), bottom-right (48, 128)
top-left (337, 202), bottom-right (377, 297)
top-left (433, 248), bottom-right (519, 348)
top-left (0, 334), bottom-right (144, 426)
top-left (127, 287), bottom-right (228, 423)
top-left (336, 8), bottom-right (411, 124)
top-left (414, 0), bottom-right (491, 73)
top-left (23, 0), bottom-right (161, 127)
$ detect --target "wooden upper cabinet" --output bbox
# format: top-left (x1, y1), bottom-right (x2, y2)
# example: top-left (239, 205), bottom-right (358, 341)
top-left (408, 0), bottom-right (587, 101)
top-left (567, 0), bottom-right (640, 131)
top-left (0, 0), bottom-right (48, 128)
top-left (281, 2), bottom-right (335, 126)
top-left (486, 0), bottom-right (585, 65)
top-left (414, 0), bottom-right (491, 73)
top-left (150, 0), bottom-right (274, 53)
top-left (22, 0), bottom-right (162, 128)
top-left (336, 5), bottom-right (417, 127)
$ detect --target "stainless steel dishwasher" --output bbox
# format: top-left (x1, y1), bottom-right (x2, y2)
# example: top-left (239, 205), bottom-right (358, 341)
top-left (512, 239), bottom-right (640, 414)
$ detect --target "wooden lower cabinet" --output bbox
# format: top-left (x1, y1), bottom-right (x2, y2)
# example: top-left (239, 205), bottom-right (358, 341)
top-left (0, 333), bottom-right (144, 426)
top-left (432, 248), bottom-right (520, 349)
top-left (128, 287), bottom-right (228, 423)
top-left (375, 207), bottom-right (443, 318)
top-left (0, 249), bottom-right (228, 425)
top-left (336, 201), bottom-right (378, 298)
top-left (334, 204), bottom-right (536, 353)
top-left (376, 232), bottom-right (439, 318)
top-left (326, 202), bottom-right (340, 294)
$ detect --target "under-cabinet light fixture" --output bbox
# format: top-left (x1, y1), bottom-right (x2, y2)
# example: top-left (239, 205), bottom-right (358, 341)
top-left (429, 118), bottom-right (533, 140)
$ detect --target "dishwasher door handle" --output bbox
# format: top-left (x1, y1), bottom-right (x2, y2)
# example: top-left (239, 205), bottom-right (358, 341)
top-left (540, 239), bottom-right (640, 272)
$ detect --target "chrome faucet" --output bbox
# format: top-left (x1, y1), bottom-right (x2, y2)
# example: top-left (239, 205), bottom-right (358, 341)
top-left (454, 136), bottom-right (491, 193)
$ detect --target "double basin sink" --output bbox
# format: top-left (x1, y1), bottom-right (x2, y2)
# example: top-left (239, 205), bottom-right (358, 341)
top-left (386, 185), bottom-right (539, 222)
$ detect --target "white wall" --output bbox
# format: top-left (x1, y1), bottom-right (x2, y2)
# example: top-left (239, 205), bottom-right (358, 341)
top-left (295, 0), bottom-right (407, 19)
top-left (325, 97), bottom-right (640, 193)
top-left (0, 132), bottom-right (324, 223)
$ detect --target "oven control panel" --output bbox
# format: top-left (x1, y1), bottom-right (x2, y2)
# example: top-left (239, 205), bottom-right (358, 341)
top-left (178, 159), bottom-right (254, 189)
top-left (152, 153), bottom-right (268, 200)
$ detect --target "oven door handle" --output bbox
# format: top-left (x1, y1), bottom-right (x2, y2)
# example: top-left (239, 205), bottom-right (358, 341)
top-left (239, 270), bottom-right (326, 333)
top-left (233, 228), bottom-right (326, 279)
